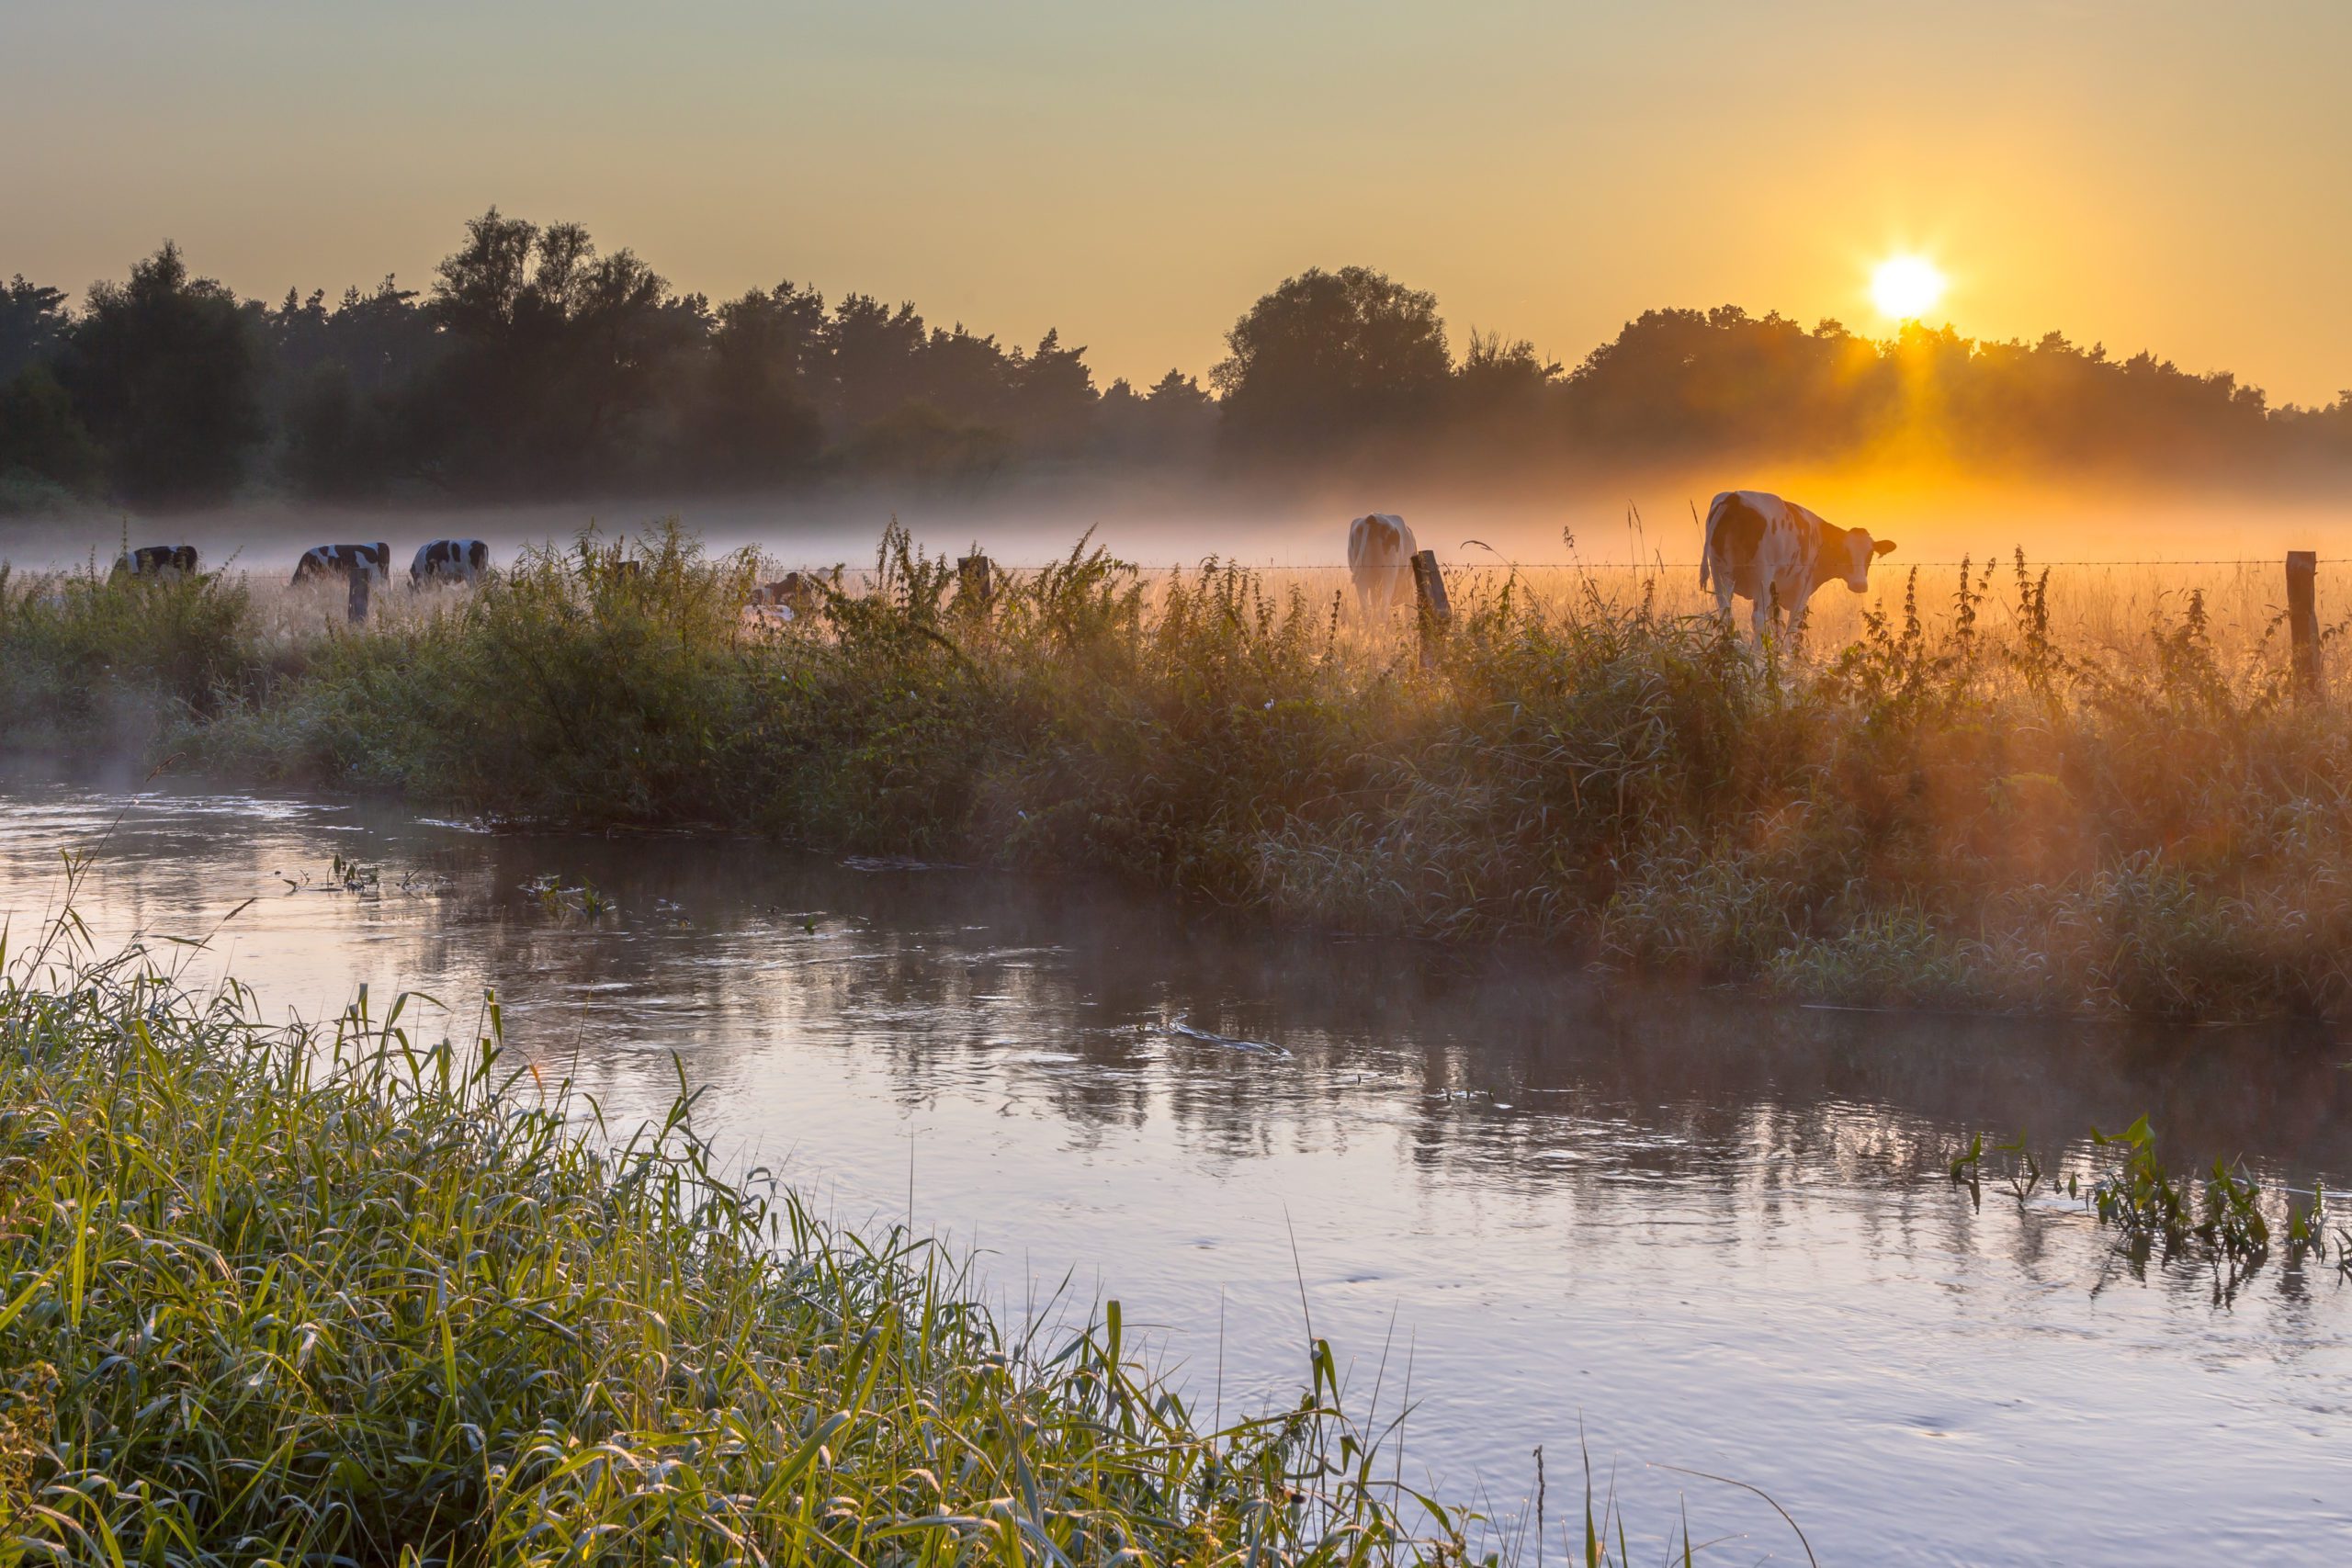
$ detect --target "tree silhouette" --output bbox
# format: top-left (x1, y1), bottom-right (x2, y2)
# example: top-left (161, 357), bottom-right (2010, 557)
top-left (5, 213), bottom-right (2347, 513)
top-left (692, 281), bottom-right (828, 484)
top-left (0, 364), bottom-right (104, 497)
top-left (1, 276), bottom-right (72, 382)
top-left (1212, 265), bottom-right (1451, 453)
top-left (58, 243), bottom-right (263, 507)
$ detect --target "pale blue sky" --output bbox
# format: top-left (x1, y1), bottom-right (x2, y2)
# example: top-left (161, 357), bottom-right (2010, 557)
top-left (6, 1), bottom-right (2347, 402)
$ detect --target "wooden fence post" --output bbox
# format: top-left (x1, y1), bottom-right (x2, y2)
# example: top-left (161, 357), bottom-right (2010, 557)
top-left (957, 554), bottom-right (995, 613)
top-left (347, 569), bottom-right (370, 625)
top-left (1411, 549), bottom-right (1450, 667)
top-left (2288, 550), bottom-right (2321, 702)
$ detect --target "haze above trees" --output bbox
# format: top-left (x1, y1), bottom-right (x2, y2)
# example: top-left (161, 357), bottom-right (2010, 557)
top-left (3, 209), bottom-right (2346, 513)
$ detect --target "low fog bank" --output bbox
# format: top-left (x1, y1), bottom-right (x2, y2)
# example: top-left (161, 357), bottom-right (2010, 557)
top-left (4, 463), bottom-right (2347, 581)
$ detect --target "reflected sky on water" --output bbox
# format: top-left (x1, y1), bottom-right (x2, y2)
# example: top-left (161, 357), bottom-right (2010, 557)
top-left (3, 782), bottom-right (2347, 1566)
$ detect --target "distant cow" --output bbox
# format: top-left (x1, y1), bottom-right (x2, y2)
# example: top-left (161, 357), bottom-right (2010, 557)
top-left (112, 545), bottom-right (198, 581)
top-left (291, 543), bottom-right (390, 587)
top-left (1347, 513), bottom-right (1419, 618)
top-left (1701, 491), bottom-right (1895, 638)
top-left (411, 538), bottom-right (490, 587)
top-left (749, 571), bottom-right (822, 621)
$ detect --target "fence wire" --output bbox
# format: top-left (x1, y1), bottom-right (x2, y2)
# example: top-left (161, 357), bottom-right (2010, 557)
top-left (818, 558), bottom-right (2351, 572)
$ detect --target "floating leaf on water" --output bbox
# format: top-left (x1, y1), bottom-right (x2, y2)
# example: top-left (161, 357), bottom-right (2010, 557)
top-left (1164, 1017), bottom-right (1289, 1058)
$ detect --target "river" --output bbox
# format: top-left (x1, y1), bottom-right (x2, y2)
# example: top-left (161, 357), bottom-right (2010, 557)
top-left (1, 781), bottom-right (2346, 1565)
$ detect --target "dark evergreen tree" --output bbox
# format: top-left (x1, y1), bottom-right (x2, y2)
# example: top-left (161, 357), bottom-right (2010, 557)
top-left (60, 243), bottom-right (264, 507)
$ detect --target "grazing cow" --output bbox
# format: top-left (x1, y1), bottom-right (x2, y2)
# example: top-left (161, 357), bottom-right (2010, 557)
top-left (1701, 491), bottom-right (1896, 638)
top-left (411, 538), bottom-right (490, 587)
top-left (111, 545), bottom-right (199, 581)
top-left (748, 571), bottom-right (822, 622)
top-left (1346, 513), bottom-right (1419, 618)
top-left (290, 542), bottom-right (390, 587)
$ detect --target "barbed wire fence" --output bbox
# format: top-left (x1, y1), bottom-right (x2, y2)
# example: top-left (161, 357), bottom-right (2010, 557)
top-left (786, 547), bottom-right (2341, 682)
top-left (806, 557), bottom-right (2350, 572)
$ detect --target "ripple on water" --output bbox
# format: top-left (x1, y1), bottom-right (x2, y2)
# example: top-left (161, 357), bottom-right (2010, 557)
top-left (1, 782), bottom-right (2348, 1565)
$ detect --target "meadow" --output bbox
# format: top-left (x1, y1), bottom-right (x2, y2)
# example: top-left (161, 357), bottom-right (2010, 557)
top-left (5, 522), bottom-right (2350, 1021)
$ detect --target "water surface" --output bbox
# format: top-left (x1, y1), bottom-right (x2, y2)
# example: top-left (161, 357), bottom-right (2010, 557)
top-left (2, 783), bottom-right (2346, 1565)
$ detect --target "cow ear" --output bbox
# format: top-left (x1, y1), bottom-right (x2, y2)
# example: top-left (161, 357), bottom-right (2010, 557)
top-left (1872, 538), bottom-right (1897, 557)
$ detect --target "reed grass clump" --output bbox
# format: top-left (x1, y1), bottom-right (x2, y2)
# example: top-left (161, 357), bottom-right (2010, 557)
top-left (0, 910), bottom-right (1488, 1566)
top-left (13, 524), bottom-right (2352, 1019)
top-left (0, 561), bottom-right (267, 750)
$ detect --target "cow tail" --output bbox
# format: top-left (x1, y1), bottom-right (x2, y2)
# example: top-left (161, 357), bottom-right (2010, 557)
top-left (1696, 496), bottom-right (1713, 589)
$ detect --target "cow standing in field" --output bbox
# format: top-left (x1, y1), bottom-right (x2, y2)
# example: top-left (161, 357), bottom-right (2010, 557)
top-left (112, 545), bottom-right (198, 581)
top-left (291, 543), bottom-right (390, 587)
top-left (411, 538), bottom-right (490, 587)
top-left (748, 571), bottom-right (821, 622)
top-left (1701, 491), bottom-right (1895, 639)
top-left (1347, 513), bottom-right (1419, 618)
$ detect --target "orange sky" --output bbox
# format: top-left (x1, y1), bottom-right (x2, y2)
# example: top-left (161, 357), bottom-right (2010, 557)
top-left (6, 1), bottom-right (2347, 406)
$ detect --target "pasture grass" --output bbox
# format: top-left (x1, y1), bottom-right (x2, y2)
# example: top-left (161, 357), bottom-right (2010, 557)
top-left (6, 891), bottom-right (1596, 1566)
top-left (8, 521), bottom-right (2352, 1019)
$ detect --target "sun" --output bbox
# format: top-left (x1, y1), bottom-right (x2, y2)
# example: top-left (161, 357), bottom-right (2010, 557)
top-left (1871, 254), bottom-right (1947, 320)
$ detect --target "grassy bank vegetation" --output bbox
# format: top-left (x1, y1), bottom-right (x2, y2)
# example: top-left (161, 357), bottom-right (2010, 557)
top-left (6, 524), bottom-right (2352, 1020)
top-left (3, 910), bottom-right (1518, 1565)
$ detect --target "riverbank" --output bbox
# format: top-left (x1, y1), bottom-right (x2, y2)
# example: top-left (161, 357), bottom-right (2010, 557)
top-left (0, 919), bottom-right (1484, 1564)
top-left (6, 522), bottom-right (2351, 1021)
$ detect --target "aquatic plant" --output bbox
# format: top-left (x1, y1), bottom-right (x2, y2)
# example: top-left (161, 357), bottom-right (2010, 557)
top-left (1949, 1117), bottom-right (2350, 1300)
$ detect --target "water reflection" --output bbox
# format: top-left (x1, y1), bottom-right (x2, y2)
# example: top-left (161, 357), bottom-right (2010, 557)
top-left (2, 781), bottom-right (2347, 1566)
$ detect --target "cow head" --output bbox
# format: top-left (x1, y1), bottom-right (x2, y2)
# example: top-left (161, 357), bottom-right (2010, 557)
top-left (1840, 529), bottom-right (1897, 591)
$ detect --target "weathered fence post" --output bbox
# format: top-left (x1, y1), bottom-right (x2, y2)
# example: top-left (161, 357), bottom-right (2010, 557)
top-left (1411, 549), bottom-right (1451, 667)
top-left (957, 553), bottom-right (995, 614)
top-left (347, 569), bottom-right (370, 625)
top-left (2288, 551), bottom-right (2322, 701)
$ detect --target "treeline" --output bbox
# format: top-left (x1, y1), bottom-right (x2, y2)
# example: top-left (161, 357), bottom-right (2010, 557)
top-left (4, 208), bottom-right (2349, 513)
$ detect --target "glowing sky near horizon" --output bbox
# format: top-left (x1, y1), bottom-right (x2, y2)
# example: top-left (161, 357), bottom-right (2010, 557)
top-left (5, 1), bottom-right (2347, 405)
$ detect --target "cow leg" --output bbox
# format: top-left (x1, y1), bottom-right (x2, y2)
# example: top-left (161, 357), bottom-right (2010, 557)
top-left (1783, 585), bottom-right (1815, 639)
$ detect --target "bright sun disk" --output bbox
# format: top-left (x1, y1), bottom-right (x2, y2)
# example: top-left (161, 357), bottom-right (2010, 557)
top-left (1871, 255), bottom-right (1947, 319)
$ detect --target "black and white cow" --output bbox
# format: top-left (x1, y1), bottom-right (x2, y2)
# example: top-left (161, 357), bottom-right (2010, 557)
top-left (411, 538), bottom-right (490, 587)
top-left (1701, 491), bottom-right (1895, 638)
top-left (111, 545), bottom-right (199, 581)
top-left (1346, 513), bottom-right (1419, 618)
top-left (290, 542), bottom-right (391, 587)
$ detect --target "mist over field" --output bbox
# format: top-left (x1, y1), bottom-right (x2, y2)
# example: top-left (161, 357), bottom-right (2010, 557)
top-left (7, 467), bottom-right (2346, 587)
